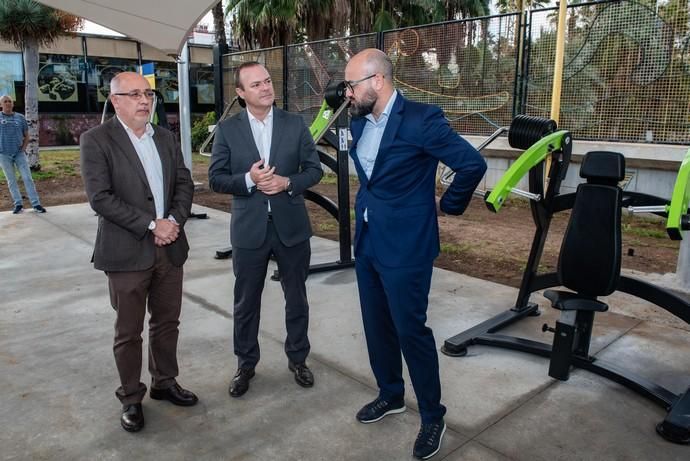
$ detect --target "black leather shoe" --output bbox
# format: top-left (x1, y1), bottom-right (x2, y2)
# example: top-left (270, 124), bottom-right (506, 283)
top-left (288, 361), bottom-right (314, 388)
top-left (356, 397), bottom-right (406, 423)
top-left (150, 383), bottom-right (198, 406)
top-left (121, 403), bottom-right (144, 432)
top-left (413, 420), bottom-right (446, 459)
top-left (229, 368), bottom-right (255, 397)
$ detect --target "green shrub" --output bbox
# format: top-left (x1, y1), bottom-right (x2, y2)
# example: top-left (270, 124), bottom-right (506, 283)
top-left (191, 112), bottom-right (216, 151)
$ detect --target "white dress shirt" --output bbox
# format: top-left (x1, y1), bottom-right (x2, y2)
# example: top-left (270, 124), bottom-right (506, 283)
top-left (245, 107), bottom-right (274, 191)
top-left (118, 117), bottom-right (165, 219)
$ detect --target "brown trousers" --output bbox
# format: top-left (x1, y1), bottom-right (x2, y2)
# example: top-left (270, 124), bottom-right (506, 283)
top-left (107, 246), bottom-right (183, 405)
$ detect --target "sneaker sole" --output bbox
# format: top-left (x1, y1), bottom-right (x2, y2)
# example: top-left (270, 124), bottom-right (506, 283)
top-left (357, 405), bottom-right (406, 424)
top-left (418, 423), bottom-right (446, 460)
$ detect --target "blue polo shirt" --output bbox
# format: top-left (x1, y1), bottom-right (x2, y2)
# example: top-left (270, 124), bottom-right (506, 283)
top-left (0, 112), bottom-right (28, 155)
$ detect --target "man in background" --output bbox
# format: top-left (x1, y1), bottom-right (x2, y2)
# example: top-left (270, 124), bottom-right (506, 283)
top-left (0, 95), bottom-right (46, 214)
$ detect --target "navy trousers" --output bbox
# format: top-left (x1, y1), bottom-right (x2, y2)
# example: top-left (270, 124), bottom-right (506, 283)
top-left (355, 224), bottom-right (446, 424)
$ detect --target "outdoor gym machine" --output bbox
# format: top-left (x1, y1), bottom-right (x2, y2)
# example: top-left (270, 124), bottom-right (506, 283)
top-left (201, 82), bottom-right (355, 275)
top-left (441, 118), bottom-right (690, 443)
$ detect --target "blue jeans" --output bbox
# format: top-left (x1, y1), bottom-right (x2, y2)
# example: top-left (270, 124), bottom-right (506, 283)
top-left (0, 151), bottom-right (41, 207)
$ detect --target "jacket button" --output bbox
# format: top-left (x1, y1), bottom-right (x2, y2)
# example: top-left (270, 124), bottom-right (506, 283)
top-left (147, 197), bottom-right (153, 201)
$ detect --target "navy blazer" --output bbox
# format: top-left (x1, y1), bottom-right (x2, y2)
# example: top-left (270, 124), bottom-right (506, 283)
top-left (350, 92), bottom-right (487, 268)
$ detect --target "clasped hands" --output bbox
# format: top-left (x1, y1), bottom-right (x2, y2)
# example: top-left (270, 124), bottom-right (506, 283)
top-left (250, 159), bottom-right (289, 195)
top-left (153, 219), bottom-right (179, 247)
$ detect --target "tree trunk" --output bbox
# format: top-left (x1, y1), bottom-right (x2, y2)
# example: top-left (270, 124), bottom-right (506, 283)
top-left (22, 36), bottom-right (40, 169)
top-left (212, 1), bottom-right (227, 46)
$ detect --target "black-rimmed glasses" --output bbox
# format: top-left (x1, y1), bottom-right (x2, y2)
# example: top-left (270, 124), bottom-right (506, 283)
top-left (112, 90), bottom-right (156, 100)
top-left (344, 74), bottom-right (377, 92)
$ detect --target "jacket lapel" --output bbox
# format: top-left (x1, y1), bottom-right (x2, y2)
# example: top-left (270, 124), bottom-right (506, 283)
top-left (236, 110), bottom-right (262, 163)
top-left (152, 126), bottom-right (172, 207)
top-left (268, 108), bottom-right (284, 168)
top-left (106, 118), bottom-right (151, 192)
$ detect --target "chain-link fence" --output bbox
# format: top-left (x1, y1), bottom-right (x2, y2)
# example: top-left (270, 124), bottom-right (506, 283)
top-left (382, 14), bottom-right (521, 135)
top-left (219, 0), bottom-right (690, 145)
top-left (286, 34), bottom-right (378, 126)
top-left (525, 0), bottom-right (689, 144)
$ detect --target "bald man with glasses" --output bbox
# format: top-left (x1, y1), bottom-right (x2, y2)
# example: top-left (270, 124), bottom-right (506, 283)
top-left (80, 71), bottom-right (197, 433)
top-left (344, 49), bottom-right (486, 459)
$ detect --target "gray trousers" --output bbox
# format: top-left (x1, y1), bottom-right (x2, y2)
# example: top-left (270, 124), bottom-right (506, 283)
top-left (232, 219), bottom-right (311, 369)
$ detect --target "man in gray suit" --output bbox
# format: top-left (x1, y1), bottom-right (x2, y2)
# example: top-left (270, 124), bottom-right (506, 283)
top-left (209, 61), bottom-right (323, 397)
top-left (80, 72), bottom-right (198, 433)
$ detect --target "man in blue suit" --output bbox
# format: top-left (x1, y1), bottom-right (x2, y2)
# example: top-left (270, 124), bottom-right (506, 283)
top-left (345, 49), bottom-right (487, 460)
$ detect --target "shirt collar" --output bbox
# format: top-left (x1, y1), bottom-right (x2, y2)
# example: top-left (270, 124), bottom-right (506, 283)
top-left (365, 90), bottom-right (397, 124)
top-left (247, 107), bottom-right (273, 125)
top-left (117, 116), bottom-right (154, 139)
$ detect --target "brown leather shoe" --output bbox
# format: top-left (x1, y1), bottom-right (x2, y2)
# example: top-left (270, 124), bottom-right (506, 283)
top-left (121, 403), bottom-right (144, 432)
top-left (229, 368), bottom-right (255, 397)
top-left (150, 383), bottom-right (198, 406)
top-left (288, 361), bottom-right (314, 388)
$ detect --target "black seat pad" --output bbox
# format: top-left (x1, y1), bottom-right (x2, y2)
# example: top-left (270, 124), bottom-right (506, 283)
top-left (544, 289), bottom-right (609, 312)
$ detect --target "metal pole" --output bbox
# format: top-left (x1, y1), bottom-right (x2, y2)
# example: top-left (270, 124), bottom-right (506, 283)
top-left (177, 41), bottom-right (192, 170)
top-left (550, 1), bottom-right (568, 124)
top-left (676, 238), bottom-right (690, 290)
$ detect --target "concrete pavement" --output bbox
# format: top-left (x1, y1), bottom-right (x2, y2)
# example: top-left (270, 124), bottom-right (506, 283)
top-left (1, 203), bottom-right (689, 460)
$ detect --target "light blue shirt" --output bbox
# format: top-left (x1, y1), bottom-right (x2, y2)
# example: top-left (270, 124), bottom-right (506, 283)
top-left (356, 91), bottom-right (397, 180)
top-left (356, 91), bottom-right (397, 221)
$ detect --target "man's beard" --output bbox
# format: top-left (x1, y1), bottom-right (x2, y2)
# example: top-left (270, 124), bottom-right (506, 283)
top-left (348, 90), bottom-right (377, 117)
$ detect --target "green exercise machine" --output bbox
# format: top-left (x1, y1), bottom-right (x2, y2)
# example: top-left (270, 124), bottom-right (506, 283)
top-left (442, 119), bottom-right (690, 444)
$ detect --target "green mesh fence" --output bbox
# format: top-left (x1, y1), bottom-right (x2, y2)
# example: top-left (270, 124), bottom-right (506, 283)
top-left (382, 14), bottom-right (521, 135)
top-left (526, 0), bottom-right (690, 144)
top-left (286, 34), bottom-right (377, 126)
top-left (220, 0), bottom-right (688, 145)
top-left (221, 46), bottom-right (285, 118)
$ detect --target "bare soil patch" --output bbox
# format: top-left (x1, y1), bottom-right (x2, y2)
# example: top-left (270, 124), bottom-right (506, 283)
top-left (2, 155), bottom-right (679, 290)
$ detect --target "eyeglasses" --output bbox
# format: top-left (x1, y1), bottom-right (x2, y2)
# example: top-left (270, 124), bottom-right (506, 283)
top-left (112, 90), bottom-right (156, 100)
top-left (344, 74), bottom-right (377, 92)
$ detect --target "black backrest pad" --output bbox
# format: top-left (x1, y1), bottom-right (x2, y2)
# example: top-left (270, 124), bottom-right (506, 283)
top-left (558, 183), bottom-right (622, 297)
top-left (580, 151), bottom-right (625, 183)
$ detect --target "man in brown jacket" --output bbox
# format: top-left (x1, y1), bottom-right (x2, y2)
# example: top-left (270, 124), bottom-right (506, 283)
top-left (80, 72), bottom-right (197, 433)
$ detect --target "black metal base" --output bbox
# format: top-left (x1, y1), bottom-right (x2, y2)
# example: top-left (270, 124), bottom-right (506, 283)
top-left (271, 259), bottom-right (355, 281)
top-left (191, 211), bottom-right (209, 219)
top-left (445, 325), bottom-right (688, 444)
top-left (656, 387), bottom-right (690, 445)
top-left (215, 247), bottom-right (232, 259)
top-left (442, 302), bottom-right (540, 355)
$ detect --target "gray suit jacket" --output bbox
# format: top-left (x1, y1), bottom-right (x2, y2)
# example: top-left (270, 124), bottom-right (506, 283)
top-left (209, 107), bottom-right (323, 249)
top-left (80, 117), bottom-right (194, 271)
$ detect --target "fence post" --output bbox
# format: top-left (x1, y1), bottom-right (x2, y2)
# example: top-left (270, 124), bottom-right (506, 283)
top-left (283, 45), bottom-right (289, 111)
top-left (676, 238), bottom-right (690, 291)
top-left (213, 43), bottom-right (227, 122)
top-left (376, 31), bottom-right (385, 52)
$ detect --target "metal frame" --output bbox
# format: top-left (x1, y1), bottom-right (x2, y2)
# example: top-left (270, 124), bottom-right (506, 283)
top-left (442, 141), bottom-right (690, 443)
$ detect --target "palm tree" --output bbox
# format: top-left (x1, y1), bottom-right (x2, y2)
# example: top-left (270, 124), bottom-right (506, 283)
top-left (212, 1), bottom-right (228, 48)
top-left (0, 0), bottom-right (81, 169)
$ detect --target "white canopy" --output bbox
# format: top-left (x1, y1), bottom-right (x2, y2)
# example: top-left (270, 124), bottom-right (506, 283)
top-left (36, 0), bottom-right (218, 56)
